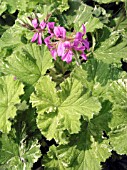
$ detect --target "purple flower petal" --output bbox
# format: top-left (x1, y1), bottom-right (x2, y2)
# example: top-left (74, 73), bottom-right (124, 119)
top-left (81, 53), bottom-right (87, 60)
top-left (32, 19), bottom-right (38, 28)
top-left (31, 32), bottom-right (38, 42)
top-left (57, 42), bottom-right (65, 56)
top-left (62, 50), bottom-right (73, 63)
top-left (40, 20), bottom-right (46, 29)
top-left (44, 36), bottom-right (52, 48)
top-left (73, 39), bottom-right (85, 51)
top-left (51, 49), bottom-right (57, 60)
top-left (47, 22), bottom-right (55, 34)
top-left (75, 32), bottom-right (83, 40)
top-left (82, 39), bottom-right (90, 50)
top-left (38, 33), bottom-right (42, 45)
top-left (63, 41), bottom-right (71, 48)
top-left (54, 26), bottom-right (66, 38)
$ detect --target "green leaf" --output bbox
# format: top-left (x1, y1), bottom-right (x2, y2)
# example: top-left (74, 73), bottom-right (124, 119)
top-left (5, 0), bottom-right (29, 13)
top-left (30, 76), bottom-right (101, 143)
top-left (0, 134), bottom-right (41, 170)
top-left (44, 123), bottom-right (111, 170)
top-left (31, 76), bottom-right (59, 114)
top-left (72, 58), bottom-right (122, 97)
top-left (0, 24), bottom-right (25, 49)
top-left (94, 32), bottom-right (127, 64)
top-left (0, 75), bottom-right (24, 133)
top-left (106, 79), bottom-right (127, 154)
top-left (40, 0), bottom-right (69, 13)
top-left (89, 100), bottom-right (113, 141)
top-left (93, 0), bottom-right (124, 3)
top-left (2, 44), bottom-right (53, 85)
top-left (62, 0), bottom-right (93, 30)
top-left (53, 0), bottom-right (69, 13)
top-left (0, 1), bottom-right (7, 15)
top-left (85, 16), bottom-right (103, 33)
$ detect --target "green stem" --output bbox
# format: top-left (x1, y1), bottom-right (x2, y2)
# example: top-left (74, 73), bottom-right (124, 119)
top-left (91, 32), bottom-right (96, 53)
top-left (74, 51), bottom-right (81, 66)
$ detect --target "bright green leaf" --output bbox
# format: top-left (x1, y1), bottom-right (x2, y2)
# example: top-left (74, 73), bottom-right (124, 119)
top-left (31, 76), bottom-right (101, 143)
top-left (0, 1), bottom-right (7, 15)
top-left (62, 0), bottom-right (93, 31)
top-left (94, 32), bottom-right (127, 64)
top-left (106, 79), bottom-right (127, 154)
top-left (44, 123), bottom-right (111, 170)
top-left (85, 16), bottom-right (103, 33)
top-left (0, 24), bottom-right (25, 49)
top-left (0, 134), bottom-right (41, 170)
top-left (2, 44), bottom-right (53, 85)
top-left (0, 75), bottom-right (24, 133)
top-left (72, 59), bottom-right (122, 97)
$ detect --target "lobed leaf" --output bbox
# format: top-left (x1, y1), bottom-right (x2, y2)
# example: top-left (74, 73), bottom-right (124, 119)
top-left (94, 32), bottom-right (127, 64)
top-left (106, 79), bottom-right (127, 154)
top-left (0, 134), bottom-right (41, 169)
top-left (2, 44), bottom-right (53, 85)
top-left (30, 76), bottom-right (101, 143)
top-left (44, 123), bottom-right (111, 170)
top-left (0, 75), bottom-right (24, 133)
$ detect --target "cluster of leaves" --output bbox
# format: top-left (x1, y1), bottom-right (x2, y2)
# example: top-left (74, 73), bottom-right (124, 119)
top-left (0, 0), bottom-right (127, 169)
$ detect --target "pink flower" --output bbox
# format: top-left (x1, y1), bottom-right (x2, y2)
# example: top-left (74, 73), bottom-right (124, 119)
top-left (31, 18), bottom-right (46, 45)
top-left (61, 41), bottom-right (73, 63)
top-left (54, 26), bottom-right (66, 38)
top-left (73, 24), bottom-right (89, 57)
top-left (44, 23), bottom-right (89, 64)
top-left (47, 22), bottom-right (55, 35)
top-left (32, 18), bottom-right (38, 28)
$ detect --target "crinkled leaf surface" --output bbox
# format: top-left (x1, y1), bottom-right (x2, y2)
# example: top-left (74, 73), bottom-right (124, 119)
top-left (62, 0), bottom-right (93, 31)
top-left (0, 134), bottom-right (41, 170)
top-left (0, 75), bottom-right (24, 133)
top-left (72, 59), bottom-right (122, 97)
top-left (94, 32), bottom-right (127, 64)
top-left (106, 79), bottom-right (127, 154)
top-left (44, 122), bottom-right (111, 170)
top-left (30, 76), bottom-right (101, 143)
top-left (0, 24), bottom-right (26, 49)
top-left (85, 16), bottom-right (103, 33)
top-left (2, 44), bottom-right (53, 85)
top-left (5, 0), bottom-right (29, 13)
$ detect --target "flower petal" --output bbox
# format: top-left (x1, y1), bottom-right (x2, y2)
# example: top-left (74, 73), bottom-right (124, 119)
top-left (81, 52), bottom-right (87, 60)
top-left (63, 41), bottom-right (71, 48)
top-left (40, 20), bottom-right (46, 29)
top-left (82, 39), bottom-right (90, 50)
top-left (57, 42), bottom-right (65, 56)
top-left (51, 49), bottom-right (57, 60)
top-left (62, 50), bottom-right (73, 63)
top-left (31, 32), bottom-right (38, 42)
top-left (47, 22), bottom-right (55, 34)
top-left (38, 33), bottom-right (42, 45)
top-left (32, 19), bottom-right (38, 28)
top-left (54, 26), bottom-right (66, 38)
top-left (75, 32), bottom-right (83, 40)
top-left (44, 35), bottom-right (52, 48)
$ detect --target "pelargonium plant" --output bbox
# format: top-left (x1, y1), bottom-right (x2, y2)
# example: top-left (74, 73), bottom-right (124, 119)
top-left (0, 1), bottom-right (127, 170)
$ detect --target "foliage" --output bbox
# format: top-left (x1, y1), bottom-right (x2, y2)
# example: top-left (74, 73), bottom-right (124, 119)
top-left (0, 0), bottom-right (127, 169)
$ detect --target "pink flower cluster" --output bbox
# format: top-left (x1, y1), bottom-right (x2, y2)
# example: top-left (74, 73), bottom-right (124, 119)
top-left (31, 19), bottom-right (89, 63)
